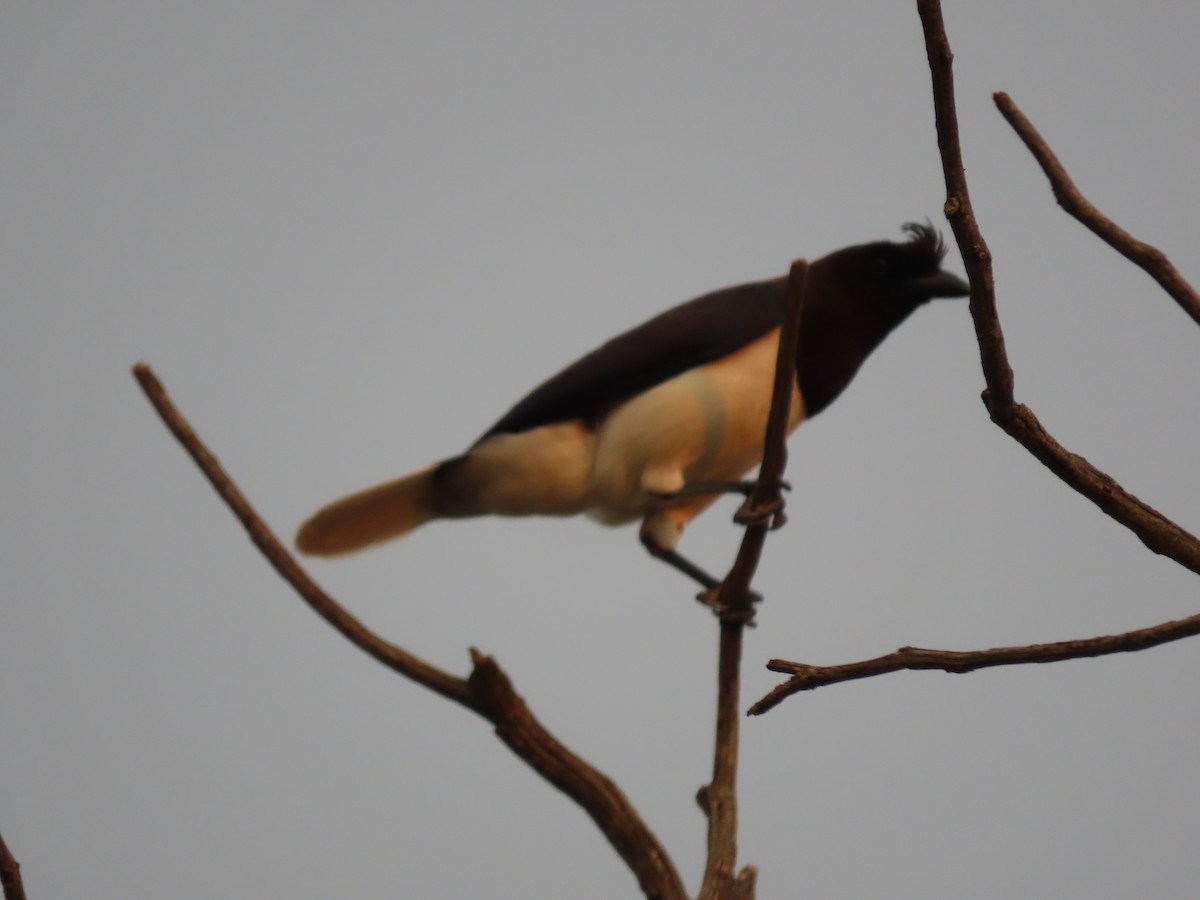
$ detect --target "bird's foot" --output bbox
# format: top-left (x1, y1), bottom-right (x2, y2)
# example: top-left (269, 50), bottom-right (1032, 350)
top-left (733, 494), bottom-right (787, 530)
top-left (696, 585), bottom-right (761, 625)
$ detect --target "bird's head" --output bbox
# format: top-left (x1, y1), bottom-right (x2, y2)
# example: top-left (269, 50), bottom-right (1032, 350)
top-left (823, 221), bottom-right (970, 323)
top-left (795, 223), bottom-right (969, 415)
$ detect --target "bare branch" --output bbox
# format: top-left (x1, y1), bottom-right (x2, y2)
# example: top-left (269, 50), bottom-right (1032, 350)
top-left (915, 1), bottom-right (1200, 578)
top-left (750, 611), bottom-right (1200, 714)
top-left (0, 831), bottom-right (25, 900)
top-left (132, 364), bottom-right (476, 710)
top-left (132, 363), bottom-right (687, 900)
top-left (467, 650), bottom-right (686, 900)
top-left (916, 0), bottom-right (1013, 408)
top-left (994, 404), bottom-right (1200, 574)
top-left (734, 864), bottom-right (758, 900)
top-left (994, 91), bottom-right (1200, 327)
top-left (712, 259), bottom-right (809, 619)
top-left (751, 2), bottom-right (1200, 717)
top-left (698, 260), bottom-right (807, 900)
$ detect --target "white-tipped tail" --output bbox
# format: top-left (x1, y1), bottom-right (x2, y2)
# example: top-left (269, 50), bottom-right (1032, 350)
top-left (295, 465), bottom-right (438, 556)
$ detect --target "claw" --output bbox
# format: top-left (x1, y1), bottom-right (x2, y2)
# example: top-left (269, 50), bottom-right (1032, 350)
top-left (696, 585), bottom-right (762, 624)
top-left (734, 495), bottom-right (787, 529)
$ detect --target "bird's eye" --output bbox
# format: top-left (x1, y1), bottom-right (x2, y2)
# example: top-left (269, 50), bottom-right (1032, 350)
top-left (870, 255), bottom-right (891, 277)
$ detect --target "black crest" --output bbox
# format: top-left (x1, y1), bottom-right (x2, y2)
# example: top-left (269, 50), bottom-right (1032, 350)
top-left (901, 220), bottom-right (949, 265)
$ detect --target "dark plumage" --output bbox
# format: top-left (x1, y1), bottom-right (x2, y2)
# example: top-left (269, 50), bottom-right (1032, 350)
top-left (297, 223), bottom-right (968, 588)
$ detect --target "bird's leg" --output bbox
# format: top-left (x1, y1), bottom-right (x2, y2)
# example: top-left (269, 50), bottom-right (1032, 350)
top-left (639, 531), bottom-right (763, 610)
top-left (640, 530), bottom-right (721, 588)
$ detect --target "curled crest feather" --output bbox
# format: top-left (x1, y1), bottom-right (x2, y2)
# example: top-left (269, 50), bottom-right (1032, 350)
top-left (901, 220), bottom-right (949, 263)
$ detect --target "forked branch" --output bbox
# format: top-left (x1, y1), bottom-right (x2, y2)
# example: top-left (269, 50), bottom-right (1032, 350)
top-left (132, 262), bottom-right (806, 900)
top-left (132, 364), bottom-right (687, 900)
top-left (751, 1), bottom-right (1200, 715)
top-left (917, 0), bottom-right (1200, 575)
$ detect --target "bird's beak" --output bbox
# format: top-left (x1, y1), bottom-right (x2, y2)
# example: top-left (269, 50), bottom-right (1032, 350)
top-left (911, 269), bottom-right (970, 299)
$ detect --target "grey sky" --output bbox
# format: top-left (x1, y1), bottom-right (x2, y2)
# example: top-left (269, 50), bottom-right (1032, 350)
top-left (3, 3), bottom-right (1198, 898)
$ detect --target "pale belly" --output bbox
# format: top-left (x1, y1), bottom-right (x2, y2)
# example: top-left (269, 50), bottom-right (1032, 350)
top-left (586, 328), bottom-right (805, 527)
top-left (458, 328), bottom-right (804, 548)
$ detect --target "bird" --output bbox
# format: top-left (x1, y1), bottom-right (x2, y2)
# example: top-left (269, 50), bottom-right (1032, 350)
top-left (296, 223), bottom-right (969, 591)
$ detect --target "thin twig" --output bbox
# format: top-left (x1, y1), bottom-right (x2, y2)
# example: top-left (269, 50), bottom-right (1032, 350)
top-left (0, 831), bottom-right (25, 900)
top-left (994, 91), bottom-right (1200, 327)
top-left (698, 260), bottom-right (807, 900)
top-left (132, 363), bottom-right (687, 900)
top-left (750, 610), bottom-right (1200, 714)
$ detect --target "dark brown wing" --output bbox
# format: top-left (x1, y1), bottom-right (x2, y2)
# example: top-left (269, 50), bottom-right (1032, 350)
top-left (474, 277), bottom-right (789, 444)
